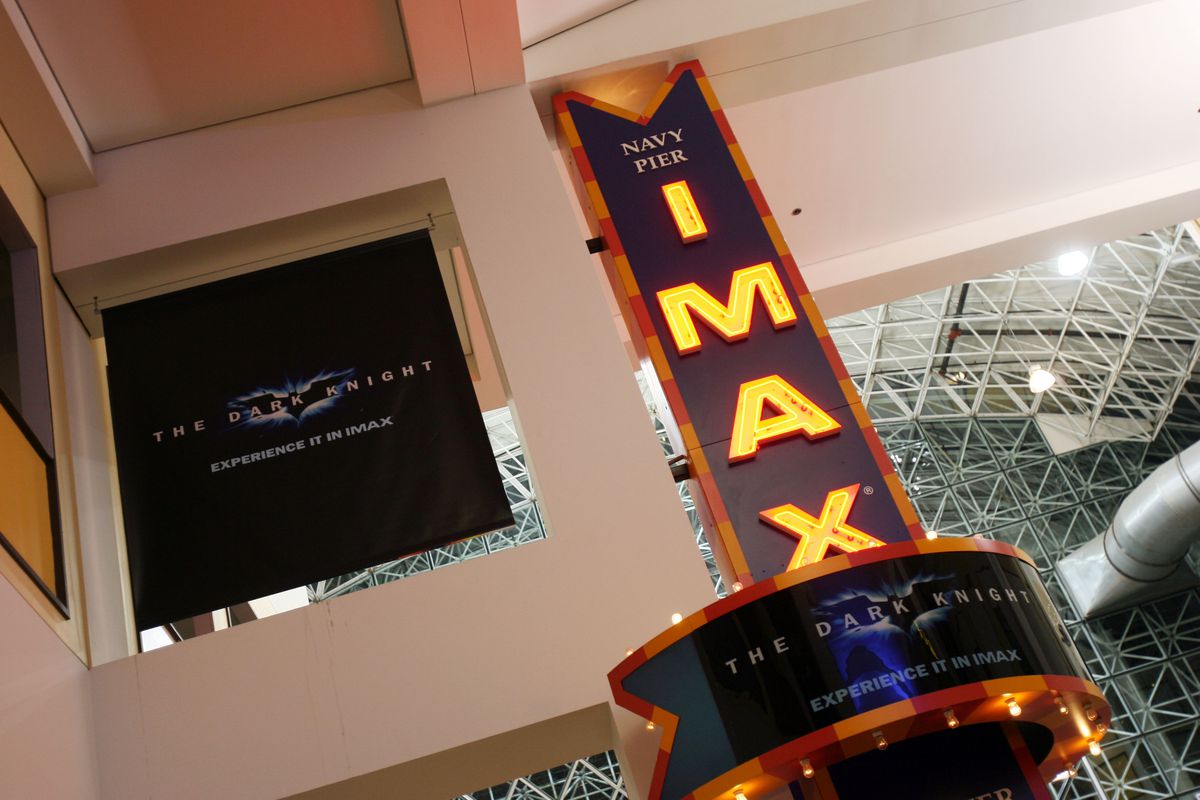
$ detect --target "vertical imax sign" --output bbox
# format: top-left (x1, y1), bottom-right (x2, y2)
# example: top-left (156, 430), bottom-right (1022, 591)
top-left (556, 63), bottom-right (1102, 800)
top-left (556, 62), bottom-right (924, 583)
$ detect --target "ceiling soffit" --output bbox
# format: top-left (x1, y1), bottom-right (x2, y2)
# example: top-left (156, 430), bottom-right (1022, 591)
top-left (15, 0), bottom-right (412, 151)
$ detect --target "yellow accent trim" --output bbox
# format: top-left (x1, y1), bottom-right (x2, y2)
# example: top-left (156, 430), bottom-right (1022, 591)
top-left (686, 440), bottom-right (709, 472)
top-left (696, 76), bottom-right (722, 112)
top-left (558, 112), bottom-right (582, 148)
top-left (589, 97), bottom-right (642, 122)
top-left (645, 82), bottom-right (674, 116)
top-left (799, 294), bottom-right (827, 337)
top-left (613, 255), bottom-right (640, 299)
top-left (717, 520), bottom-right (752, 576)
top-left (843, 378), bottom-right (866, 408)
top-left (923, 537), bottom-right (983, 555)
top-left (832, 701), bottom-right (916, 740)
top-left (850, 401), bottom-right (874, 430)
top-left (650, 707), bottom-right (674, 727)
top-left (728, 142), bottom-right (755, 182)
top-left (646, 335), bottom-right (674, 381)
top-left (763, 215), bottom-right (790, 256)
top-left (982, 676), bottom-right (1049, 696)
top-left (584, 180), bottom-right (610, 219)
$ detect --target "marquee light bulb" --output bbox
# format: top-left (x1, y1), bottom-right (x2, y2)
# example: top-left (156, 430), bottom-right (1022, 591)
top-left (1053, 763), bottom-right (1078, 781)
top-left (1084, 702), bottom-right (1098, 722)
top-left (944, 709), bottom-right (959, 728)
top-left (1006, 697), bottom-right (1022, 717)
top-left (1058, 250), bottom-right (1089, 276)
top-left (1055, 696), bottom-right (1069, 715)
top-left (625, 649), bottom-right (634, 656)
top-left (873, 731), bottom-right (888, 750)
top-left (1088, 739), bottom-right (1102, 757)
top-left (734, 791), bottom-right (748, 800)
top-left (800, 758), bottom-right (815, 778)
top-left (670, 612), bottom-right (683, 625)
top-left (646, 721), bottom-right (655, 731)
top-left (925, 530), bottom-right (939, 540)
top-left (731, 581), bottom-right (744, 593)
top-left (1029, 366), bottom-right (1056, 394)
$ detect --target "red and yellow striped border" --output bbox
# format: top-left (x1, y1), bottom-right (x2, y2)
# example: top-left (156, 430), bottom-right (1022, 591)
top-left (607, 538), bottom-right (1109, 800)
top-left (554, 61), bottom-right (923, 588)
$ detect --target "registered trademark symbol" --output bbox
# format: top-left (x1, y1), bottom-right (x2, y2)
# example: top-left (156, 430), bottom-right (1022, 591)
top-left (862, 485), bottom-right (875, 495)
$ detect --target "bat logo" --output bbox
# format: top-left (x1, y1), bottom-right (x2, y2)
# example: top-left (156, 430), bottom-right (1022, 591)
top-left (814, 574), bottom-right (959, 709)
top-left (226, 368), bottom-right (357, 429)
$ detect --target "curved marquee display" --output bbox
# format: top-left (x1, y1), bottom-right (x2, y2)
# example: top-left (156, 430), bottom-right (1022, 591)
top-left (610, 539), bottom-right (1109, 800)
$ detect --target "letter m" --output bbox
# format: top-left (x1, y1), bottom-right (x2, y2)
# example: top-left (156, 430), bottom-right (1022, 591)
top-left (656, 262), bottom-right (797, 355)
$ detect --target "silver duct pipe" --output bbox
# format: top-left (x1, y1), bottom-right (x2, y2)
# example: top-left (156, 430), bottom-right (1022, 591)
top-left (1057, 440), bottom-right (1200, 619)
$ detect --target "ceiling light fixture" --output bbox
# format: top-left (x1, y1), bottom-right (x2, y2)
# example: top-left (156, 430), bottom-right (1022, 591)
top-left (1057, 250), bottom-right (1090, 276)
top-left (1029, 366), bottom-right (1056, 393)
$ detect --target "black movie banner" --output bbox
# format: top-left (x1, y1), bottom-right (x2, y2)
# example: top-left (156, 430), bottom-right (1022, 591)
top-left (611, 539), bottom-right (1105, 800)
top-left (104, 232), bottom-right (514, 629)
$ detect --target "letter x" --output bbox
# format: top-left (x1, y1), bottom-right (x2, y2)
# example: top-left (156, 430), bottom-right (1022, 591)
top-left (759, 484), bottom-right (886, 570)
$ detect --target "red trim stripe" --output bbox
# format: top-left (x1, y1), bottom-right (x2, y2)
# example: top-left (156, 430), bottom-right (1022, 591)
top-left (744, 179), bottom-right (773, 219)
top-left (661, 380), bottom-right (691, 426)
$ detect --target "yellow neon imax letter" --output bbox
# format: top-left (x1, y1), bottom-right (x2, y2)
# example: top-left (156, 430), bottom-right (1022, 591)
top-left (728, 375), bottom-right (839, 462)
top-left (759, 484), bottom-right (886, 570)
top-left (661, 180), bottom-right (708, 243)
top-left (656, 262), bottom-right (797, 355)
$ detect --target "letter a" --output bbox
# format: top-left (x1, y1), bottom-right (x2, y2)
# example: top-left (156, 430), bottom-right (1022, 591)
top-left (729, 375), bottom-right (839, 462)
top-left (657, 262), bottom-right (797, 355)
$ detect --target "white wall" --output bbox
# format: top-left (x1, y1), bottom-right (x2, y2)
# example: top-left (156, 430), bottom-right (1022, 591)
top-left (65, 84), bottom-right (713, 800)
top-left (0, 573), bottom-right (100, 799)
